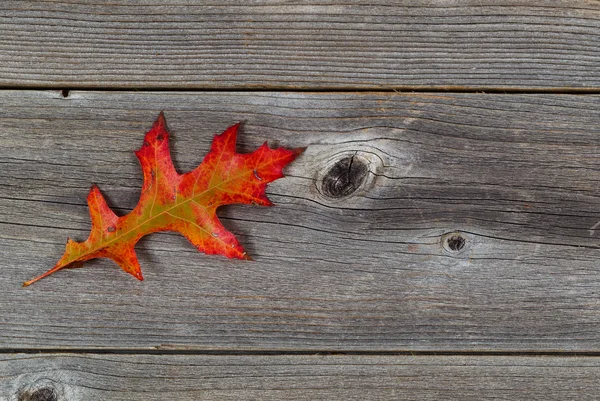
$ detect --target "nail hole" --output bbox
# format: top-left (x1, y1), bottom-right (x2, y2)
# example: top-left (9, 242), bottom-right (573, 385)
top-left (60, 89), bottom-right (69, 98)
top-left (19, 387), bottom-right (58, 401)
top-left (321, 156), bottom-right (368, 199)
top-left (442, 232), bottom-right (467, 253)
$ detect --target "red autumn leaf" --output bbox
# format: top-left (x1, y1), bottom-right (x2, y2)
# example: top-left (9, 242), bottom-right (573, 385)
top-left (24, 112), bottom-right (302, 287)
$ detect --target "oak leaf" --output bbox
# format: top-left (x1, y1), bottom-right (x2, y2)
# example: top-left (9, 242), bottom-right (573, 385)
top-left (24, 112), bottom-right (302, 286)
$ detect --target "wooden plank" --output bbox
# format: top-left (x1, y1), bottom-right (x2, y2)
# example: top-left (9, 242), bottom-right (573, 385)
top-left (1, 90), bottom-right (600, 351)
top-left (3, 354), bottom-right (600, 401)
top-left (0, 1), bottom-right (599, 90)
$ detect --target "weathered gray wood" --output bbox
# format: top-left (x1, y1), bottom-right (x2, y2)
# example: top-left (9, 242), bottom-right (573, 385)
top-left (0, 1), bottom-right (599, 90)
top-left (4, 354), bottom-right (600, 401)
top-left (2, 90), bottom-right (600, 350)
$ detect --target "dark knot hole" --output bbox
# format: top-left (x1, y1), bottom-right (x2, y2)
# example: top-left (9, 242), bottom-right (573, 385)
top-left (444, 233), bottom-right (466, 252)
top-left (321, 156), bottom-right (368, 199)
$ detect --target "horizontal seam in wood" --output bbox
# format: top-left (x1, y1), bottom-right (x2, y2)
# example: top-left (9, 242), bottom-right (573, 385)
top-left (0, 85), bottom-right (599, 94)
top-left (3, 349), bottom-right (600, 357)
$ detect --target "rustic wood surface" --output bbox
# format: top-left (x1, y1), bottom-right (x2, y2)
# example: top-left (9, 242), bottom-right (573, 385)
top-left (1, 90), bottom-right (599, 352)
top-left (4, 354), bottom-right (600, 401)
top-left (2, 1), bottom-right (600, 397)
top-left (0, 0), bottom-right (599, 90)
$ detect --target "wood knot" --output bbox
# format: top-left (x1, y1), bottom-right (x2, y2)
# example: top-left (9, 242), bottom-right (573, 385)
top-left (442, 231), bottom-right (468, 254)
top-left (321, 155), bottom-right (368, 198)
top-left (19, 387), bottom-right (58, 401)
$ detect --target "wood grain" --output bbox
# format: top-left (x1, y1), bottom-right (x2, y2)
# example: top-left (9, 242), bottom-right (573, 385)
top-left (1, 90), bottom-right (600, 351)
top-left (4, 354), bottom-right (600, 401)
top-left (0, 0), bottom-right (599, 90)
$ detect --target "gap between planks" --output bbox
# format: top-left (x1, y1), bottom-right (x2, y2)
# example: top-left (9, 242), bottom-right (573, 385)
top-left (1, 86), bottom-right (600, 94)
top-left (3, 349), bottom-right (600, 357)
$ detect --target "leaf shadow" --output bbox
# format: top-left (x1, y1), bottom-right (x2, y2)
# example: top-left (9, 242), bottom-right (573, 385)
top-left (134, 233), bottom-right (165, 272)
top-left (217, 205), bottom-right (258, 257)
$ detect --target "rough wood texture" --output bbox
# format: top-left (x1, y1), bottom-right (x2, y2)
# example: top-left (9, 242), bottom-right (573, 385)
top-left (3, 354), bottom-right (600, 401)
top-left (1, 0), bottom-right (599, 90)
top-left (2, 91), bottom-right (600, 351)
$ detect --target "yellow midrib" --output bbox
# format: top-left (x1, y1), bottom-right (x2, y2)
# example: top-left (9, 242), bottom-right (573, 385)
top-left (69, 153), bottom-right (290, 263)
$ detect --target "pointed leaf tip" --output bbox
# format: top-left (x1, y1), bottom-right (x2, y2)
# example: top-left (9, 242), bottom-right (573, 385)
top-left (148, 111), bottom-right (167, 133)
top-left (293, 147), bottom-right (306, 156)
top-left (222, 122), bottom-right (240, 137)
top-left (88, 184), bottom-right (99, 196)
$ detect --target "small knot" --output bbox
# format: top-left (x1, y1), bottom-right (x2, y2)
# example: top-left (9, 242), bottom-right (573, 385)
top-left (321, 156), bottom-right (368, 198)
top-left (442, 232), bottom-right (467, 253)
top-left (20, 387), bottom-right (58, 401)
